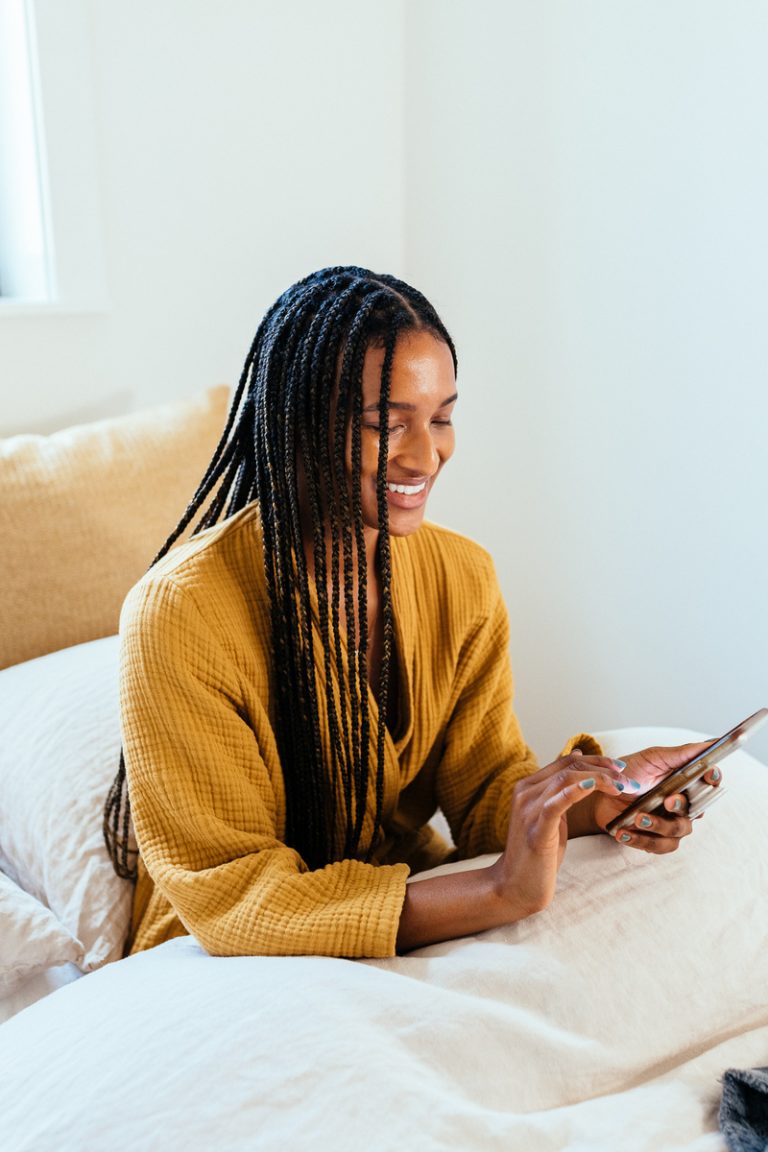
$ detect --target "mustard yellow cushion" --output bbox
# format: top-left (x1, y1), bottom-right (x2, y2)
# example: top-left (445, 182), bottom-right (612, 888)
top-left (0, 386), bottom-right (230, 669)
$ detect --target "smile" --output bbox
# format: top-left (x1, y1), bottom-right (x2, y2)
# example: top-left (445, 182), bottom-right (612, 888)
top-left (387, 481), bottom-right (428, 496)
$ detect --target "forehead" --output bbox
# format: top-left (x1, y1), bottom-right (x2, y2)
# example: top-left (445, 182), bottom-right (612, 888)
top-left (361, 331), bottom-right (456, 403)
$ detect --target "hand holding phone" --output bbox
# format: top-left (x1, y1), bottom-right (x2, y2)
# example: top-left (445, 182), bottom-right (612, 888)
top-left (604, 708), bottom-right (768, 836)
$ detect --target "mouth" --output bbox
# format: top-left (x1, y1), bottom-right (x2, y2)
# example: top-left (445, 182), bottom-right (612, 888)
top-left (387, 480), bottom-right (428, 496)
top-left (385, 477), bottom-right (430, 510)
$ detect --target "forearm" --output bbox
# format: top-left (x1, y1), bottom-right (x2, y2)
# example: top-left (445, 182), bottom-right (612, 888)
top-left (395, 864), bottom-right (526, 953)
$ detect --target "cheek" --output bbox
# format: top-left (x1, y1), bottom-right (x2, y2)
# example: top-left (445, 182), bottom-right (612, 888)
top-left (345, 428), bottom-right (381, 481)
top-left (439, 428), bottom-right (456, 464)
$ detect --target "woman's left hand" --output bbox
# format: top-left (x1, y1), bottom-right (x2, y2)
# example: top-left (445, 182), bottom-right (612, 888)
top-left (590, 741), bottom-right (722, 853)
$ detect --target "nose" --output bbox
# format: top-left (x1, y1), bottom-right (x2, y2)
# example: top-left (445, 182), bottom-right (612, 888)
top-left (393, 423), bottom-right (440, 476)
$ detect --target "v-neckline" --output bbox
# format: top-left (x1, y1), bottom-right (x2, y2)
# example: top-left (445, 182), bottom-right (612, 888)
top-left (305, 536), bottom-right (414, 756)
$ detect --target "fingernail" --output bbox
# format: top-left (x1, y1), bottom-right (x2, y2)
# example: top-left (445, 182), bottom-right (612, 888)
top-left (711, 767), bottom-right (721, 782)
top-left (613, 759), bottom-right (627, 770)
top-left (614, 780), bottom-right (625, 792)
top-left (578, 777), bottom-right (596, 790)
top-left (619, 832), bottom-right (632, 843)
top-left (673, 798), bottom-right (683, 812)
top-left (629, 779), bottom-right (642, 790)
top-left (639, 815), bottom-right (652, 828)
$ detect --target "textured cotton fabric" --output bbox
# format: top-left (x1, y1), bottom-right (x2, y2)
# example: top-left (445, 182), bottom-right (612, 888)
top-left (120, 505), bottom-right (599, 958)
top-left (0, 386), bottom-right (229, 669)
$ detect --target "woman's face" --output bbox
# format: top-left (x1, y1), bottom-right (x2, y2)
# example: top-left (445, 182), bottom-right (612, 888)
top-left (355, 330), bottom-right (457, 538)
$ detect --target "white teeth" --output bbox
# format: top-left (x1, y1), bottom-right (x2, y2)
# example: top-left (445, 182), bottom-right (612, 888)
top-left (387, 481), bottom-right (427, 496)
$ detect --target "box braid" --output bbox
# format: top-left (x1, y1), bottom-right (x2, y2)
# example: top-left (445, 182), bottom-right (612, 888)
top-left (104, 266), bottom-right (457, 878)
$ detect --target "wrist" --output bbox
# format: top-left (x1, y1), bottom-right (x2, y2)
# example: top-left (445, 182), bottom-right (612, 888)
top-left (486, 857), bottom-right (544, 922)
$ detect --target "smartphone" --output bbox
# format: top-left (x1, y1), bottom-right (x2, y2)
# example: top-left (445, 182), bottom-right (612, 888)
top-left (605, 707), bottom-right (768, 835)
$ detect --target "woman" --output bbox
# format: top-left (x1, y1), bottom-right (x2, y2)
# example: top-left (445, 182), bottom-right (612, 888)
top-left (105, 266), bottom-right (718, 958)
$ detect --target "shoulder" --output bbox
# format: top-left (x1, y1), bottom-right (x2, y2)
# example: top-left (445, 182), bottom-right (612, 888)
top-left (139, 502), bottom-right (264, 587)
top-left (120, 503), bottom-right (267, 641)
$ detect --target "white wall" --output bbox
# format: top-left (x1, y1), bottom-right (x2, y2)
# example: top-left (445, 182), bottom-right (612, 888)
top-left (2, 0), bottom-right (766, 766)
top-left (0, 0), bottom-right (405, 433)
top-left (405, 0), bottom-right (768, 764)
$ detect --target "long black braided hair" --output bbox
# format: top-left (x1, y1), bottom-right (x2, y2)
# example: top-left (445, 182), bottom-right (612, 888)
top-left (104, 266), bottom-right (457, 878)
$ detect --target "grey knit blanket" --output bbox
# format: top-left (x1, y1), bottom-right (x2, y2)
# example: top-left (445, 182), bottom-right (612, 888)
top-left (720, 1066), bottom-right (768, 1152)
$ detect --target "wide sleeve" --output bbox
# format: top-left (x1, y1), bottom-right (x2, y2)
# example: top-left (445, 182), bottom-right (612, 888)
top-left (119, 575), bottom-right (409, 959)
top-left (434, 580), bottom-right (602, 859)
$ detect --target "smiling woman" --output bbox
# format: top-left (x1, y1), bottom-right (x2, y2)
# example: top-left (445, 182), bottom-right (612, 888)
top-left (105, 266), bottom-right (720, 960)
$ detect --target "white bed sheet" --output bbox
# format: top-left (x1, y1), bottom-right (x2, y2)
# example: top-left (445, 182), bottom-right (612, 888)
top-left (0, 931), bottom-right (754, 1152)
top-left (1, 728), bottom-right (764, 1151)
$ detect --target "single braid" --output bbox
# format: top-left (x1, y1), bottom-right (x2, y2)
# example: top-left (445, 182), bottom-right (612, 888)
top-left (370, 330), bottom-right (396, 849)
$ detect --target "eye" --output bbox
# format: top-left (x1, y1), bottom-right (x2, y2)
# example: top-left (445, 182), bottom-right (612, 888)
top-left (363, 422), bottom-right (406, 436)
top-left (431, 418), bottom-right (453, 427)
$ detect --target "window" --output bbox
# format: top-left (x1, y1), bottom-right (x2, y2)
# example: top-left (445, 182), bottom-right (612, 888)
top-left (0, 0), bottom-right (53, 301)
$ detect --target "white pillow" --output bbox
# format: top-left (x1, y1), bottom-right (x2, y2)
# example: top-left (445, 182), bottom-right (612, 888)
top-left (0, 871), bottom-right (84, 993)
top-left (0, 635), bottom-right (131, 970)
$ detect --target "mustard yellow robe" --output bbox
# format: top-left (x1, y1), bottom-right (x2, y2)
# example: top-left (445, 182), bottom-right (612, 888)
top-left (120, 504), bottom-right (598, 958)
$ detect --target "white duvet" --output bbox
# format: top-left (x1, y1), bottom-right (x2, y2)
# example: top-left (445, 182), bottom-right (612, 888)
top-left (1, 732), bottom-right (766, 1152)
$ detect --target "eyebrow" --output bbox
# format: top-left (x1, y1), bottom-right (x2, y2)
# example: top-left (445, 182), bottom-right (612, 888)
top-left (362, 392), bottom-right (459, 413)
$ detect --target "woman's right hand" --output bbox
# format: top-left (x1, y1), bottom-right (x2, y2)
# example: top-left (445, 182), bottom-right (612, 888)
top-left (487, 753), bottom-right (628, 919)
top-left (396, 752), bottom-right (627, 953)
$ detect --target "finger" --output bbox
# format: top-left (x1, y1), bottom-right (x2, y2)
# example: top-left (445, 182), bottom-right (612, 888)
top-left (613, 829), bottom-right (686, 854)
top-left (538, 769), bottom-right (629, 824)
top-left (630, 810), bottom-right (692, 838)
top-left (702, 764), bottom-right (722, 786)
top-left (662, 793), bottom-right (689, 815)
top-left (533, 754), bottom-right (638, 789)
top-left (517, 765), bottom-right (630, 817)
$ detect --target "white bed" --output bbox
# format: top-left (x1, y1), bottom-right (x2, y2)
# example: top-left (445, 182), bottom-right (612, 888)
top-left (0, 637), bottom-right (765, 1150)
top-left (1, 928), bottom-right (765, 1152)
top-left (2, 742), bottom-right (766, 1152)
top-left (1, 394), bottom-right (763, 1151)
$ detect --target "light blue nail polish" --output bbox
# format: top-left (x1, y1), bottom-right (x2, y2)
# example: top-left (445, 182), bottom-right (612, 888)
top-left (613, 759), bottom-right (627, 769)
top-left (711, 767), bottom-right (721, 782)
top-left (614, 781), bottom-right (625, 792)
top-left (578, 777), bottom-right (596, 790)
top-left (619, 832), bottom-right (631, 843)
top-left (629, 779), bottom-right (642, 790)
top-left (640, 815), bottom-right (652, 828)
top-left (673, 798), bottom-right (683, 812)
